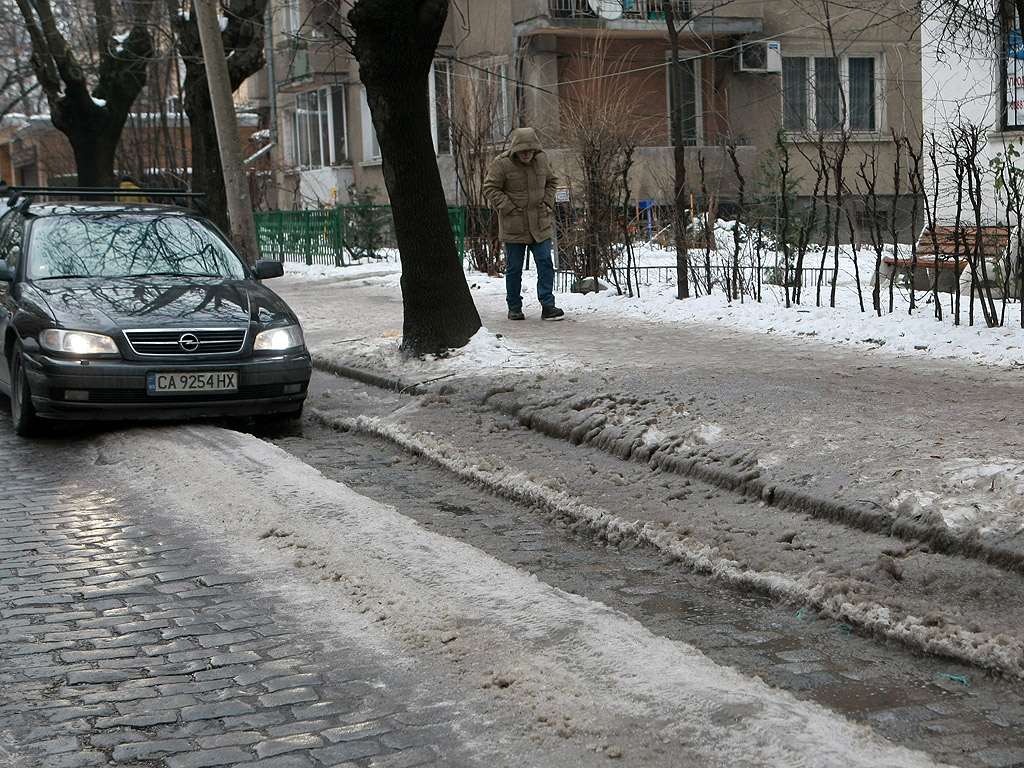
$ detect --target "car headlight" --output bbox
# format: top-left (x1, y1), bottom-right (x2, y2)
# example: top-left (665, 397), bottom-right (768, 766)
top-left (254, 324), bottom-right (304, 352)
top-left (40, 329), bottom-right (119, 356)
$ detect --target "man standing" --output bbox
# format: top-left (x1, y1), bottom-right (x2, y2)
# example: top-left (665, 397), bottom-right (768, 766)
top-left (484, 127), bottom-right (564, 320)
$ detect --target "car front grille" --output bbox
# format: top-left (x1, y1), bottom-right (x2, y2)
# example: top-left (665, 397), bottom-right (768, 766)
top-left (124, 328), bottom-right (248, 356)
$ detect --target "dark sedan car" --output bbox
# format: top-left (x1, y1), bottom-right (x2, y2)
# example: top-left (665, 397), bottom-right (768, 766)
top-left (0, 189), bottom-right (311, 436)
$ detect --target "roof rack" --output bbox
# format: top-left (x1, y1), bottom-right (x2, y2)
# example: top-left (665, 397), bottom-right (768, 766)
top-left (2, 186), bottom-right (205, 200)
top-left (2, 186), bottom-right (210, 217)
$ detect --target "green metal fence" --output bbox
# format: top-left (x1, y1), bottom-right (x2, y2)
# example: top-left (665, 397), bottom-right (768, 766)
top-left (254, 206), bottom-right (466, 266)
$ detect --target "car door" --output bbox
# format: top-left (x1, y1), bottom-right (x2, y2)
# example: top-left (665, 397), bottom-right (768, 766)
top-left (0, 210), bottom-right (24, 392)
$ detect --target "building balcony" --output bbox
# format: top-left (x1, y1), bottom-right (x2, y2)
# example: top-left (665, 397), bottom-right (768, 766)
top-left (549, 0), bottom-right (688, 20)
top-left (515, 0), bottom-right (761, 38)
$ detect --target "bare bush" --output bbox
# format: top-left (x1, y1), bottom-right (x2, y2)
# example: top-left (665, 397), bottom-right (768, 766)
top-left (560, 36), bottom-right (652, 291)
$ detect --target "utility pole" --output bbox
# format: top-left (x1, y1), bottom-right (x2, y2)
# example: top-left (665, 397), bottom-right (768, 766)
top-left (192, 0), bottom-right (260, 264)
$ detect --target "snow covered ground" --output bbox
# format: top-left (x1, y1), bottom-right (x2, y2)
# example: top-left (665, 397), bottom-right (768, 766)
top-left (286, 227), bottom-right (1024, 371)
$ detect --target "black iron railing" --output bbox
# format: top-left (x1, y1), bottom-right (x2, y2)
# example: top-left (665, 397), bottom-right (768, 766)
top-left (554, 265), bottom-right (836, 293)
top-left (548, 0), bottom-right (690, 20)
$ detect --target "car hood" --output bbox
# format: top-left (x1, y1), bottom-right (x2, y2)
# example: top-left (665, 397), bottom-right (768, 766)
top-left (26, 277), bottom-right (297, 331)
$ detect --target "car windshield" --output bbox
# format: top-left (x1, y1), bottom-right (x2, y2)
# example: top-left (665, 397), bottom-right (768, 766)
top-left (26, 214), bottom-right (248, 281)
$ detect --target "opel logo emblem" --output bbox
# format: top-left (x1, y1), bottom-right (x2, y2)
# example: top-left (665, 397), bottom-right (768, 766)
top-left (178, 333), bottom-right (200, 352)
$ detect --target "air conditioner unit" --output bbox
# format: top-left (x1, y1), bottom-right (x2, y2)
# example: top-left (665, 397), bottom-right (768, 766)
top-left (735, 41), bottom-right (782, 73)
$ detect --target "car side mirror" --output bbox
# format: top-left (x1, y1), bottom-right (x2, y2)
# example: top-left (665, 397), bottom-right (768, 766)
top-left (253, 259), bottom-right (284, 280)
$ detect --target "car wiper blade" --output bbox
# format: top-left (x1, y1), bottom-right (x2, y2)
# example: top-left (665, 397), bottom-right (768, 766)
top-left (135, 272), bottom-right (221, 278)
top-left (36, 274), bottom-right (97, 280)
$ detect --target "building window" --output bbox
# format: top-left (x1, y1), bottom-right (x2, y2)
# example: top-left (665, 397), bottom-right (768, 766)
top-left (360, 87), bottom-right (381, 161)
top-left (281, 0), bottom-right (301, 35)
top-left (783, 55), bottom-right (878, 133)
top-left (1006, 4), bottom-right (1024, 129)
top-left (782, 58), bottom-right (808, 131)
top-left (290, 86), bottom-right (346, 168)
top-left (431, 59), bottom-right (453, 155)
top-left (480, 60), bottom-right (512, 144)
top-left (667, 57), bottom-right (700, 145)
top-left (848, 58), bottom-right (876, 131)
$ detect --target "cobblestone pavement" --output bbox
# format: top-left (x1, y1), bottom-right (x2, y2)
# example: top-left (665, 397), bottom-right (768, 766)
top-left (0, 424), bottom-right (474, 768)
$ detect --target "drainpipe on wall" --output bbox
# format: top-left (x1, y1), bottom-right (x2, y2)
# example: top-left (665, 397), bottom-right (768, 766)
top-left (246, 7), bottom-right (279, 166)
top-left (514, 33), bottom-right (524, 127)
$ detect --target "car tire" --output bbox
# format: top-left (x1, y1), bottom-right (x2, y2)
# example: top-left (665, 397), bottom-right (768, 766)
top-left (262, 403), bottom-right (304, 424)
top-left (277, 403), bottom-right (304, 421)
top-left (10, 344), bottom-right (42, 437)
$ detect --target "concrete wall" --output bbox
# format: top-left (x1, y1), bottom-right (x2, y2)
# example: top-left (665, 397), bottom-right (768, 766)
top-left (921, 16), bottom-right (1018, 224)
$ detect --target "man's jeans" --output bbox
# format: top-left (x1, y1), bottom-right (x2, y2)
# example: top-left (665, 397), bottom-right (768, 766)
top-left (505, 239), bottom-right (554, 310)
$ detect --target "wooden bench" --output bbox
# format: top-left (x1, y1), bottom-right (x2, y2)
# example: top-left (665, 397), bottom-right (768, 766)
top-left (881, 255), bottom-right (967, 271)
top-left (875, 226), bottom-right (1013, 294)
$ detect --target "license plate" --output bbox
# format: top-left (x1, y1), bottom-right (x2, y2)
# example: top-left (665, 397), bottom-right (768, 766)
top-left (147, 371), bottom-right (238, 394)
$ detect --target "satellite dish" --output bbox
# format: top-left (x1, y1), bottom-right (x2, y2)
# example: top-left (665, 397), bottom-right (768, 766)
top-left (588, 0), bottom-right (623, 20)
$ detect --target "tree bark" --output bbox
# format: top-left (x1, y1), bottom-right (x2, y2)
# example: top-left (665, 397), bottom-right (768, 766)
top-left (349, 0), bottom-right (481, 355)
top-left (663, 0), bottom-right (690, 299)
top-left (15, 0), bottom-right (155, 186)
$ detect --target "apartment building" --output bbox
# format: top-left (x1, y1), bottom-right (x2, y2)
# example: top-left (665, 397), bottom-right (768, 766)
top-left (255, 0), bottom-right (921, 229)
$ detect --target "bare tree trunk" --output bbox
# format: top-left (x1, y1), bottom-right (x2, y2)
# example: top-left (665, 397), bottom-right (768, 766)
top-left (903, 135), bottom-right (924, 316)
top-left (794, 147), bottom-right (824, 308)
top-left (814, 139), bottom-right (832, 307)
top-left (617, 147), bottom-right (637, 297)
top-left (727, 141), bottom-right (750, 301)
top-left (949, 133), bottom-right (969, 326)
top-left (773, 131), bottom-right (795, 308)
top-left (350, 0), bottom-right (480, 355)
top-left (959, 124), bottom-right (1000, 326)
top-left (856, 150), bottom-right (885, 316)
top-left (830, 134), bottom-right (849, 309)
top-left (924, 132), bottom-right (944, 321)
top-left (15, 0), bottom-right (155, 186)
top-left (663, 0), bottom-right (689, 299)
top-left (885, 132), bottom-right (906, 315)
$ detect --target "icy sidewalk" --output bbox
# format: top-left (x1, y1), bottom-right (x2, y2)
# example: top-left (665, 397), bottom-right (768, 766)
top-left (89, 425), bottom-right (950, 768)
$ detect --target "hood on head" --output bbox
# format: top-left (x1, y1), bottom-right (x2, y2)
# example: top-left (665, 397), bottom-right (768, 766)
top-left (509, 127), bottom-right (543, 155)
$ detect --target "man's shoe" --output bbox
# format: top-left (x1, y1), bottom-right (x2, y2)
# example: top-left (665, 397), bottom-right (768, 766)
top-left (541, 305), bottom-right (565, 320)
top-left (507, 307), bottom-right (525, 320)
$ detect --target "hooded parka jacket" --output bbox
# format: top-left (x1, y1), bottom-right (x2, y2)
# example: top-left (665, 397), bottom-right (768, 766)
top-left (483, 127), bottom-right (559, 244)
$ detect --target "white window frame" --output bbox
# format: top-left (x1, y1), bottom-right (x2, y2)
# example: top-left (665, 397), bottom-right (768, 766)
top-left (1005, 5), bottom-right (1024, 129)
top-left (479, 59), bottom-right (512, 145)
top-left (360, 87), bottom-right (381, 162)
top-left (281, 0), bottom-right (301, 35)
top-left (666, 55), bottom-right (703, 146)
top-left (430, 59), bottom-right (453, 155)
top-left (289, 86), bottom-right (346, 168)
top-left (782, 54), bottom-right (881, 135)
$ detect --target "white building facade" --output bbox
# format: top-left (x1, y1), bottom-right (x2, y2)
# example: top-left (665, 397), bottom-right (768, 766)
top-left (922, 4), bottom-right (1024, 224)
